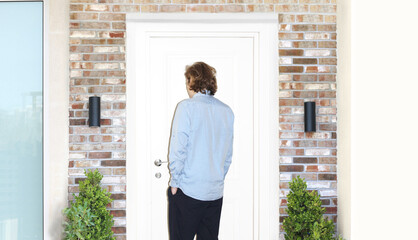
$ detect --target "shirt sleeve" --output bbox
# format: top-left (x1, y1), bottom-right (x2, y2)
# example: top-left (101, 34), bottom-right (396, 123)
top-left (224, 114), bottom-right (234, 179)
top-left (168, 101), bottom-right (190, 188)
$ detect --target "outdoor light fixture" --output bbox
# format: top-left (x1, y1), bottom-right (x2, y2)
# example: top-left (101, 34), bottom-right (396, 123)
top-left (304, 101), bottom-right (316, 132)
top-left (89, 96), bottom-right (101, 127)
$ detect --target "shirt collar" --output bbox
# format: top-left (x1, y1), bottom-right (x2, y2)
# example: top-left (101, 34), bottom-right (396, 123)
top-left (193, 89), bottom-right (212, 98)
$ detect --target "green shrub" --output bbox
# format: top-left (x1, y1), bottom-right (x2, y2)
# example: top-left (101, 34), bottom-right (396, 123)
top-left (63, 169), bottom-right (116, 240)
top-left (63, 201), bottom-right (96, 239)
top-left (283, 175), bottom-right (345, 240)
top-left (310, 217), bottom-right (336, 240)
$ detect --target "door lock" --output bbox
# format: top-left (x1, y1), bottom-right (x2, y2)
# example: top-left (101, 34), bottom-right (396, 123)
top-left (154, 159), bottom-right (168, 167)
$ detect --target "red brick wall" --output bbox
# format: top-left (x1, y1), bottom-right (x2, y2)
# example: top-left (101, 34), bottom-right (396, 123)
top-left (69, 1), bottom-right (337, 239)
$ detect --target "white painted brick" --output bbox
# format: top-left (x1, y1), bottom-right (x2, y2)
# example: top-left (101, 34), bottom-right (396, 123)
top-left (101, 94), bottom-right (126, 101)
top-left (305, 49), bottom-right (331, 57)
top-left (114, 218), bottom-right (126, 226)
top-left (102, 79), bottom-right (125, 85)
top-left (112, 119), bottom-right (126, 126)
top-left (311, 132), bottom-right (331, 139)
top-left (94, 46), bottom-right (119, 53)
top-left (318, 164), bottom-right (336, 173)
top-left (69, 152), bottom-right (86, 159)
top-left (319, 189), bottom-right (337, 197)
top-left (318, 66), bottom-right (330, 73)
top-left (112, 185), bottom-right (126, 192)
top-left (305, 32), bottom-right (330, 40)
top-left (70, 54), bottom-right (82, 61)
top-left (305, 149), bottom-right (331, 156)
top-left (94, 62), bottom-right (119, 70)
top-left (304, 83), bottom-right (330, 90)
top-left (280, 57), bottom-right (292, 64)
top-left (102, 110), bottom-right (126, 117)
top-left (279, 91), bottom-right (292, 98)
top-left (70, 31), bottom-right (95, 38)
top-left (280, 132), bottom-right (302, 138)
top-left (102, 176), bottom-right (126, 184)
top-left (280, 157), bottom-right (292, 164)
top-left (101, 128), bottom-right (126, 135)
top-left (113, 152), bottom-right (126, 159)
top-left (293, 107), bottom-right (304, 114)
top-left (113, 200), bottom-right (126, 209)
top-left (71, 144), bottom-right (103, 151)
top-left (68, 168), bottom-right (85, 176)
top-left (279, 40), bottom-right (292, 48)
top-left (318, 108), bottom-right (336, 115)
top-left (280, 173), bottom-right (292, 181)
top-left (70, 70), bottom-right (82, 78)
top-left (278, 74), bottom-right (292, 81)
top-left (307, 181), bottom-right (331, 189)
top-left (102, 144), bottom-right (125, 151)
top-left (86, 4), bottom-right (108, 11)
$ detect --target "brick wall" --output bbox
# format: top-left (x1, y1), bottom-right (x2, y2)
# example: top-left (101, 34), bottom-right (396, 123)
top-left (69, 0), bottom-right (338, 239)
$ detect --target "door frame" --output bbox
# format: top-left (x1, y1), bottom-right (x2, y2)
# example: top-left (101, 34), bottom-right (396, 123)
top-left (126, 13), bottom-right (279, 239)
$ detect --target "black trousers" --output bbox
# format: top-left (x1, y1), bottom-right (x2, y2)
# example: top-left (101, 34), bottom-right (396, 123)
top-left (167, 186), bottom-right (223, 240)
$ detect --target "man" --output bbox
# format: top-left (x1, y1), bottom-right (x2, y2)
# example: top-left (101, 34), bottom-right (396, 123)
top-left (167, 61), bottom-right (234, 240)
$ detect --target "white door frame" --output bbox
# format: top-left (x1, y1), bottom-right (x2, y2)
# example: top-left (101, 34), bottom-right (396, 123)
top-left (126, 13), bottom-right (279, 240)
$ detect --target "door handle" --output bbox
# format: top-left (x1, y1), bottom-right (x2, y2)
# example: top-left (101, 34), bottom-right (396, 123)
top-left (154, 159), bottom-right (168, 167)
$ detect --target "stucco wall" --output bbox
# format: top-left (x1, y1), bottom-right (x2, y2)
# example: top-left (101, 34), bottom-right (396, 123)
top-left (44, 0), bottom-right (69, 239)
top-left (338, 0), bottom-right (418, 239)
top-left (43, 0), bottom-right (418, 239)
top-left (336, 0), bottom-right (349, 238)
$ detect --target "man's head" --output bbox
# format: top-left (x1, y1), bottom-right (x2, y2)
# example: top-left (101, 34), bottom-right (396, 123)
top-left (184, 61), bottom-right (217, 98)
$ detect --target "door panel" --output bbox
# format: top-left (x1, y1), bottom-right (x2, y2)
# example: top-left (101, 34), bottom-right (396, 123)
top-left (144, 36), bottom-right (254, 239)
top-left (0, 2), bottom-right (43, 240)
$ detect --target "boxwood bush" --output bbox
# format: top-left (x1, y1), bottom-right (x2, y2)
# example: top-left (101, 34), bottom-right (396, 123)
top-left (63, 169), bottom-right (115, 240)
top-left (283, 175), bottom-right (344, 240)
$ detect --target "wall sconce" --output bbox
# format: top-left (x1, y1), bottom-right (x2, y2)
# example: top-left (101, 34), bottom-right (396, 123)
top-left (89, 96), bottom-right (101, 127)
top-left (304, 101), bottom-right (316, 132)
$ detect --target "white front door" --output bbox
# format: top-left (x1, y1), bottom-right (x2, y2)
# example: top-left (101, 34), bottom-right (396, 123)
top-left (127, 13), bottom-right (280, 240)
top-left (150, 37), bottom-right (254, 240)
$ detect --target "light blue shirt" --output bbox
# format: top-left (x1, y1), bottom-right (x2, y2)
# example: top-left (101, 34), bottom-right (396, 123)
top-left (168, 89), bottom-right (234, 201)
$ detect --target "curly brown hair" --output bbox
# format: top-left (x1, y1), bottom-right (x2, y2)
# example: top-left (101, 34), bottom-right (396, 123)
top-left (184, 61), bottom-right (217, 96)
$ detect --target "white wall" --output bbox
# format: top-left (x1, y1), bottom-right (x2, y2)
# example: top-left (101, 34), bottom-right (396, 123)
top-left (44, 0), bottom-right (69, 239)
top-left (41, 0), bottom-right (418, 238)
top-left (338, 0), bottom-right (418, 239)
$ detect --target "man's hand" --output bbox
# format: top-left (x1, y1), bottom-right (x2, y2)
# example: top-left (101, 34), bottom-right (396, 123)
top-left (171, 187), bottom-right (178, 195)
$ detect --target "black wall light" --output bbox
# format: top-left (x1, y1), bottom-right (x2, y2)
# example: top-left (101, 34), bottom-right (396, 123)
top-left (304, 101), bottom-right (316, 132)
top-left (89, 96), bottom-right (101, 127)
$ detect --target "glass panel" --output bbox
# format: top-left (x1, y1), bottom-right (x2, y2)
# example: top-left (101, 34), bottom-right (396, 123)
top-left (0, 2), bottom-right (43, 239)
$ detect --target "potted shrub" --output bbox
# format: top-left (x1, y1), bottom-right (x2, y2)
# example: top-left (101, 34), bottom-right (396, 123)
top-left (63, 169), bottom-right (115, 240)
top-left (283, 175), bottom-right (345, 240)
